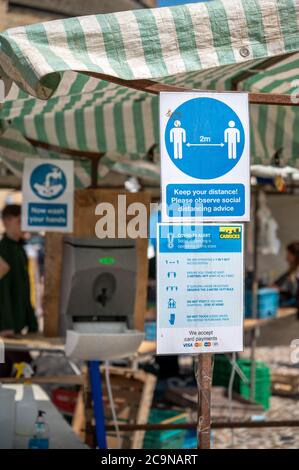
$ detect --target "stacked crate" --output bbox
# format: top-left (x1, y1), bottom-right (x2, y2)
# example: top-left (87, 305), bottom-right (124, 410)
top-left (213, 355), bottom-right (271, 409)
top-left (143, 409), bottom-right (196, 449)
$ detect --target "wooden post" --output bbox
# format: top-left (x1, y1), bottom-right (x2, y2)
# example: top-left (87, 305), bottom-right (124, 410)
top-left (197, 353), bottom-right (213, 449)
top-left (89, 154), bottom-right (105, 189)
top-left (90, 156), bottom-right (99, 188)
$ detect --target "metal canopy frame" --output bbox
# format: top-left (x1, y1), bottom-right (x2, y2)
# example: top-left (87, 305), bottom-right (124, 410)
top-left (82, 71), bottom-right (298, 106)
top-left (26, 62), bottom-right (299, 191)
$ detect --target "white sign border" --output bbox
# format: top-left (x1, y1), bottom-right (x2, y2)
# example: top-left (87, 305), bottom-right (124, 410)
top-left (160, 91), bottom-right (250, 223)
top-left (21, 158), bottom-right (74, 233)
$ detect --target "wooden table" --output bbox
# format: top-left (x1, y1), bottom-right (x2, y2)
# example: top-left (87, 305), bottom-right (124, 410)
top-left (2, 307), bottom-right (297, 358)
top-left (2, 333), bottom-right (64, 353)
top-left (2, 333), bottom-right (157, 356)
top-left (244, 307), bottom-right (297, 331)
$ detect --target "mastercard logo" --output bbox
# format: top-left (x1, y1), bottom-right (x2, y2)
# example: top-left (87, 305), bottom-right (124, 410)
top-left (194, 342), bottom-right (203, 348)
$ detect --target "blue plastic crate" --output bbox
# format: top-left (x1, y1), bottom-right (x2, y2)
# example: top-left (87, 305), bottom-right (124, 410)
top-left (245, 288), bottom-right (279, 319)
top-left (144, 321), bottom-right (157, 341)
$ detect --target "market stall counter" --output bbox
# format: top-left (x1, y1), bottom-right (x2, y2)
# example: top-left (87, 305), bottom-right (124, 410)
top-left (1, 384), bottom-right (88, 449)
top-left (1, 306), bottom-right (297, 360)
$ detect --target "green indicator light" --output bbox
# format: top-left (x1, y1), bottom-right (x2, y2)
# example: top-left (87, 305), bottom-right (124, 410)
top-left (99, 257), bottom-right (116, 265)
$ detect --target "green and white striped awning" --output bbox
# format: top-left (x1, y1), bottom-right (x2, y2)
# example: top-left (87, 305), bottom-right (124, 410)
top-left (1, 0), bottom-right (298, 98)
top-left (0, 72), bottom-right (161, 184)
top-left (242, 53), bottom-right (299, 167)
top-left (2, 57), bottom-right (299, 182)
top-left (0, 128), bottom-right (96, 188)
top-left (0, 0), bottom-right (299, 185)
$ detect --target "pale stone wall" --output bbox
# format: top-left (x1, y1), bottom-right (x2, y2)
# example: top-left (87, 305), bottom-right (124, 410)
top-left (0, 0), bottom-right (157, 32)
top-left (6, 0), bottom-right (157, 17)
top-left (0, 0), bottom-right (55, 31)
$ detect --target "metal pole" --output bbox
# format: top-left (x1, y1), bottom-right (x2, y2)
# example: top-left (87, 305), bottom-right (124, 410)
top-left (197, 353), bottom-right (213, 449)
top-left (250, 187), bottom-right (260, 401)
top-left (90, 156), bottom-right (101, 188)
top-left (105, 420), bottom-right (299, 432)
top-left (88, 361), bottom-right (107, 449)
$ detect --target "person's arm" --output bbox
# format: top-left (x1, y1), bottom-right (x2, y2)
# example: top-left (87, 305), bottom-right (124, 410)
top-left (0, 256), bottom-right (14, 335)
top-left (273, 270), bottom-right (290, 289)
top-left (0, 256), bottom-right (10, 280)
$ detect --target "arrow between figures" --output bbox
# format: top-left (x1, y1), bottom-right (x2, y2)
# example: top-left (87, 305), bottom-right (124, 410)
top-left (186, 142), bottom-right (225, 147)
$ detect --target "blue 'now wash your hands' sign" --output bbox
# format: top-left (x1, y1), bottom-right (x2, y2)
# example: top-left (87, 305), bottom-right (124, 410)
top-left (22, 159), bottom-right (74, 233)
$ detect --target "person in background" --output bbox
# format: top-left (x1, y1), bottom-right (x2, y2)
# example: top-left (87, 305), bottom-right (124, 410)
top-left (273, 242), bottom-right (299, 315)
top-left (0, 204), bottom-right (37, 376)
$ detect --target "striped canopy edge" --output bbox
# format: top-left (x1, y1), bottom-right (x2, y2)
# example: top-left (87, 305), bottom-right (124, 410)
top-left (0, 128), bottom-right (161, 186)
top-left (0, 0), bottom-right (298, 99)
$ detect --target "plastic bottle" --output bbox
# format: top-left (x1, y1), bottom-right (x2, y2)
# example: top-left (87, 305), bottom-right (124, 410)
top-left (14, 363), bottom-right (37, 437)
top-left (28, 410), bottom-right (50, 449)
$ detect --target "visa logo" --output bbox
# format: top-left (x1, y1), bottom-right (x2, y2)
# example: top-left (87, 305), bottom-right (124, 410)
top-left (183, 343), bottom-right (193, 348)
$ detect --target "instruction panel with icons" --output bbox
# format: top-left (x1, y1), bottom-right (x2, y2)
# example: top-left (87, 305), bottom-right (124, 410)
top-left (157, 223), bottom-right (244, 355)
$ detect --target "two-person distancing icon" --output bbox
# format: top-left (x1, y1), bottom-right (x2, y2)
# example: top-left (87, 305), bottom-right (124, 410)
top-left (165, 97), bottom-right (246, 180)
top-left (170, 119), bottom-right (240, 160)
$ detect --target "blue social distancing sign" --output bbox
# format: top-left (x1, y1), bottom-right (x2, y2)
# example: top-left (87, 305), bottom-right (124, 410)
top-left (160, 92), bottom-right (250, 223)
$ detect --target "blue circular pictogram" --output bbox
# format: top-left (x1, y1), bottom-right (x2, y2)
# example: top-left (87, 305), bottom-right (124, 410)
top-left (165, 97), bottom-right (245, 179)
top-left (30, 163), bottom-right (67, 200)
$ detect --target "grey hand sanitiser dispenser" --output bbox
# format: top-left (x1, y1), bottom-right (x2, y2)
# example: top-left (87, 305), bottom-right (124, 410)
top-left (60, 237), bottom-right (144, 361)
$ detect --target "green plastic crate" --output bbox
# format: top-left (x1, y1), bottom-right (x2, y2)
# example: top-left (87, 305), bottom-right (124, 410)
top-left (213, 354), bottom-right (232, 387)
top-left (235, 359), bottom-right (271, 410)
top-left (143, 409), bottom-right (187, 449)
top-left (213, 355), bottom-right (271, 410)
